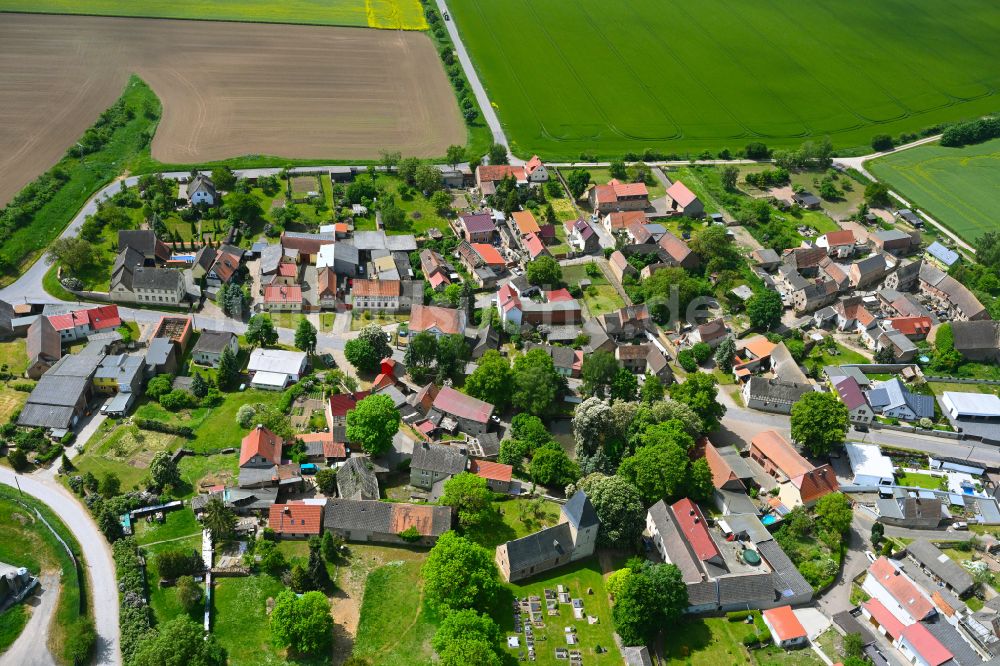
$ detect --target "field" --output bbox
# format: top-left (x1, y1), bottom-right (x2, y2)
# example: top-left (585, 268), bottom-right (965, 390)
top-left (0, 0), bottom-right (427, 29)
top-left (868, 137), bottom-right (1000, 244)
top-left (448, 0), bottom-right (1000, 159)
top-left (0, 14), bottom-right (463, 206)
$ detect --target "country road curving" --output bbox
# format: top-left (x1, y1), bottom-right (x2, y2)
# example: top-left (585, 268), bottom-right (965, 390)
top-left (0, 469), bottom-right (121, 666)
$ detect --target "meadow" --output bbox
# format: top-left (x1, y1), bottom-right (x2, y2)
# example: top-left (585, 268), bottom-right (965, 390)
top-left (0, 0), bottom-right (427, 29)
top-left (448, 0), bottom-right (1000, 159)
top-left (868, 137), bottom-right (1000, 244)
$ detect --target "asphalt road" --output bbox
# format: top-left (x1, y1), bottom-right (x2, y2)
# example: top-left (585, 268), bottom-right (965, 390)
top-left (0, 574), bottom-right (58, 666)
top-left (0, 470), bottom-right (121, 666)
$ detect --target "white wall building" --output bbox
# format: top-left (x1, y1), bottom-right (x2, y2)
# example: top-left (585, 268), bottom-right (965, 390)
top-left (845, 443), bottom-right (894, 487)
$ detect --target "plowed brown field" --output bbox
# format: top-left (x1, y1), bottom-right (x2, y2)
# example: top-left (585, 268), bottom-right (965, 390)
top-left (0, 13), bottom-right (464, 206)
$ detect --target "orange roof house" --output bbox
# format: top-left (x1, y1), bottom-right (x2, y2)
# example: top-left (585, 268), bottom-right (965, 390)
top-left (471, 243), bottom-right (505, 267)
top-left (269, 503), bottom-right (323, 536)
top-left (470, 459), bottom-right (513, 491)
top-left (749, 431), bottom-right (838, 506)
top-left (241, 425), bottom-right (283, 467)
top-left (512, 210), bottom-right (541, 235)
top-left (762, 606), bottom-right (807, 647)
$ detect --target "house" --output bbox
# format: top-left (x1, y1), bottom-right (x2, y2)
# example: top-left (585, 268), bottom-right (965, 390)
top-left (624, 221), bottom-right (666, 245)
top-left (566, 218), bottom-right (601, 254)
top-left (871, 229), bottom-right (917, 256)
top-left (849, 254), bottom-right (888, 289)
top-left (889, 316), bottom-right (932, 340)
top-left (603, 210), bottom-right (646, 235)
top-left (130, 267), bottom-right (186, 306)
top-left (657, 231), bottom-right (699, 269)
top-left (192, 246), bottom-right (216, 280)
top-left (495, 491), bottom-right (598, 582)
top-left (817, 230), bottom-right (856, 257)
top-left (26, 316), bottom-right (61, 379)
top-left (521, 232), bottom-right (549, 260)
top-left (47, 305), bottom-right (121, 343)
top-left (950, 321), bottom-right (1000, 362)
top-left (691, 318), bottom-right (728, 348)
top-left (791, 279), bottom-right (839, 313)
top-left (430, 386), bottom-right (493, 435)
top-left (835, 296), bottom-right (877, 332)
top-left (191, 330), bottom-right (238, 368)
top-left (919, 263), bottom-right (988, 320)
top-left (247, 348), bottom-right (307, 390)
top-left (876, 490), bottom-right (944, 529)
top-left (511, 210), bottom-right (540, 236)
top-left (742, 377), bottom-right (815, 415)
top-left (457, 213), bottom-right (496, 243)
top-left (608, 250), bottom-right (637, 283)
top-left (93, 354), bottom-right (144, 398)
top-left (191, 486), bottom-right (279, 516)
top-left (316, 267), bottom-right (338, 309)
top-left (897, 623), bottom-right (953, 666)
top-left (110, 247), bottom-right (145, 300)
top-left (206, 245), bottom-right (242, 286)
top-left (665, 181), bottom-right (704, 217)
top-left (280, 232), bottom-right (335, 263)
top-left (844, 443), bottom-right (893, 487)
top-left (875, 329), bottom-right (918, 362)
top-left (262, 285), bottom-right (303, 313)
top-left (187, 173), bottom-right (217, 205)
top-left (699, 438), bottom-right (754, 493)
top-left (18, 352), bottom-right (102, 431)
top-left (762, 606), bottom-right (808, 649)
top-left (833, 376), bottom-right (874, 426)
top-left (941, 391), bottom-right (1000, 422)
top-left (524, 155), bottom-right (549, 182)
top-left (475, 164), bottom-right (527, 193)
top-left (351, 279), bottom-right (401, 312)
top-left (792, 191), bottom-right (821, 209)
top-left (323, 499), bottom-right (451, 546)
top-left (925, 241), bottom-right (960, 268)
top-left (118, 230), bottom-right (171, 265)
top-left (295, 432), bottom-right (346, 465)
top-left (268, 503), bottom-right (323, 539)
top-left (496, 283), bottom-right (582, 328)
top-left (524, 342), bottom-right (580, 377)
top-left (144, 337), bottom-right (177, 376)
top-left (862, 556), bottom-right (936, 626)
top-left (238, 425), bottom-right (301, 489)
top-left (884, 258), bottom-right (923, 292)
top-left (409, 305), bottom-right (466, 338)
top-left (818, 257), bottom-right (850, 290)
top-left (860, 598), bottom-right (906, 641)
top-left (589, 180), bottom-right (649, 215)
top-left (337, 457), bottom-right (380, 500)
top-left (753, 248), bottom-right (782, 271)
top-left (749, 430), bottom-right (839, 507)
top-left (419, 249), bottom-right (453, 292)
top-left (470, 459), bottom-right (513, 493)
top-left (410, 442), bottom-right (468, 490)
top-left (866, 378), bottom-right (934, 421)
top-left (325, 391), bottom-right (369, 428)
top-left (904, 539), bottom-right (975, 598)
top-left (617, 344), bottom-right (652, 373)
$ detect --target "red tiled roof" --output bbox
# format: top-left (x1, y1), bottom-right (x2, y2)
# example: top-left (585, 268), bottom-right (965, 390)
top-left (87, 305), bottom-right (121, 330)
top-left (317, 267), bottom-right (336, 297)
top-left (930, 591), bottom-right (955, 617)
top-left (610, 179), bottom-right (648, 198)
top-left (544, 288), bottom-right (574, 303)
top-left (658, 231), bottom-right (693, 263)
top-left (432, 386), bottom-right (493, 423)
top-left (525, 155), bottom-right (544, 175)
top-left (328, 391), bottom-right (369, 418)
top-left (512, 210), bottom-right (540, 235)
top-left (821, 230), bottom-right (856, 246)
top-left (867, 557), bottom-right (934, 621)
top-left (523, 232), bottom-right (546, 259)
top-left (269, 503), bottom-right (323, 535)
top-left (497, 283), bottom-right (520, 313)
top-left (750, 431), bottom-right (812, 479)
top-left (324, 441), bottom-right (347, 459)
top-left (470, 459), bottom-right (513, 483)
top-left (264, 285), bottom-right (302, 304)
top-left (670, 498), bottom-right (720, 563)
top-left (605, 210), bottom-right (646, 230)
top-left (48, 309), bottom-right (89, 331)
top-left (666, 181), bottom-right (698, 207)
top-left (890, 316), bottom-right (932, 337)
top-left (699, 438), bottom-right (743, 489)
top-left (471, 243), bottom-right (505, 266)
top-left (389, 503), bottom-right (441, 536)
top-left (762, 606), bottom-right (807, 642)
top-left (240, 425), bottom-right (283, 466)
top-left (792, 464), bottom-right (839, 504)
top-left (741, 336), bottom-right (777, 360)
top-left (410, 305), bottom-right (464, 335)
top-left (277, 263), bottom-right (298, 278)
top-left (477, 165), bottom-right (526, 184)
top-left (862, 598), bottom-right (905, 638)
top-left (353, 279), bottom-right (401, 298)
top-left (900, 623), bottom-right (952, 666)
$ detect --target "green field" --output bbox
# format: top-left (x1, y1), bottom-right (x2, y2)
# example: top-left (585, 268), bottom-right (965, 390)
top-left (869, 137), bottom-right (1000, 244)
top-left (448, 0), bottom-right (1000, 159)
top-left (0, 0), bottom-right (427, 29)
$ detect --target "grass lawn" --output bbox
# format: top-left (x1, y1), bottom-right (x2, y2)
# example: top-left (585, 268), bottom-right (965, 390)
top-left (0, 486), bottom-right (88, 663)
top-left (498, 560), bottom-right (621, 666)
top-left (562, 262), bottom-right (607, 287)
top-left (807, 341), bottom-right (870, 368)
top-left (0, 339), bottom-right (28, 376)
top-left (0, 385), bottom-right (29, 425)
top-left (896, 471), bottom-right (946, 490)
top-left (5, 77), bottom-right (160, 288)
top-left (367, 174), bottom-right (455, 236)
top-left (753, 644), bottom-right (827, 665)
top-left (869, 137), bottom-right (1000, 245)
top-left (813, 628), bottom-right (843, 662)
top-left (73, 421), bottom-right (180, 491)
top-left (662, 616), bottom-right (752, 665)
top-left (667, 167), bottom-right (722, 215)
top-left (0, 0), bottom-right (427, 29)
top-left (447, 0), bottom-right (1000, 159)
top-left (144, 535), bottom-right (203, 628)
top-left (582, 168), bottom-right (666, 201)
top-left (133, 508), bottom-right (202, 546)
top-left (787, 170), bottom-right (865, 221)
top-left (926, 381), bottom-right (1000, 398)
top-left (350, 312), bottom-right (409, 331)
top-left (466, 498), bottom-right (563, 549)
top-left (581, 284), bottom-right (625, 318)
top-left (0, 605), bottom-right (28, 654)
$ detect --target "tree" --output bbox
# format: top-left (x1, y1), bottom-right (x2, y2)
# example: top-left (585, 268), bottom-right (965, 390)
top-left (315, 468), bottom-right (338, 496)
top-left (432, 610), bottom-right (501, 658)
top-left (530, 445), bottom-right (579, 488)
top-left (422, 532), bottom-right (501, 613)
top-left (511, 348), bottom-right (564, 416)
top-left (47, 237), bottom-right (94, 273)
top-left (435, 333), bottom-right (468, 384)
top-left (581, 351), bottom-right (618, 399)
top-left (790, 391), bottom-right (848, 456)
top-left (445, 144), bottom-right (466, 169)
top-left (306, 537), bottom-right (331, 591)
top-left (344, 338), bottom-right (380, 374)
top-left (870, 521), bottom-right (884, 547)
top-left (430, 189), bottom-right (453, 215)
top-left (464, 350), bottom-right (513, 410)
top-left (404, 331), bottom-right (438, 383)
top-left (175, 575), bottom-right (202, 612)
top-left (321, 531), bottom-right (341, 562)
top-left (223, 190), bottom-right (263, 222)
top-left (438, 639), bottom-right (502, 666)
top-left (379, 149), bottom-right (401, 173)
top-left (610, 367), bottom-right (638, 402)
top-left (691, 342), bottom-right (713, 364)
top-left (566, 169), bottom-right (591, 199)
top-left (871, 134), bottom-right (894, 152)
top-left (873, 344), bottom-right (896, 364)
top-left (6, 448), bottom-right (28, 471)
top-left (815, 492), bottom-right (853, 535)
top-left (202, 498), bottom-right (237, 542)
top-left (745, 142), bottom-right (770, 159)
top-left (714, 337), bottom-right (736, 373)
top-left (617, 436), bottom-right (690, 504)
top-left (668, 371), bottom-right (724, 432)
top-left (358, 323), bottom-right (391, 362)
top-left (511, 413), bottom-right (554, 450)
top-left (210, 166), bottom-right (236, 191)
top-left (612, 561), bottom-right (688, 646)
top-left (415, 164), bottom-right (443, 194)
top-left (746, 288), bottom-right (784, 330)
top-left (640, 374), bottom-right (664, 403)
top-left (132, 617), bottom-right (226, 666)
top-left (844, 632), bottom-right (865, 660)
top-left (686, 457), bottom-right (715, 502)
top-left (100, 472), bottom-right (121, 498)
top-left (609, 159), bottom-right (627, 180)
top-left (245, 314), bottom-right (278, 347)
top-left (864, 181), bottom-right (892, 208)
top-left (721, 165), bottom-right (740, 190)
top-left (576, 474), bottom-right (644, 547)
top-left (677, 349), bottom-right (698, 372)
top-left (487, 143), bottom-right (508, 166)
top-left (149, 450), bottom-right (180, 491)
top-left (346, 394), bottom-right (400, 456)
top-left (441, 472), bottom-right (495, 530)
top-left (270, 590), bottom-right (333, 656)
top-left (216, 344), bottom-right (239, 389)
top-left (525, 256), bottom-right (562, 286)
top-left (190, 372), bottom-right (208, 399)
top-left (294, 318), bottom-right (317, 354)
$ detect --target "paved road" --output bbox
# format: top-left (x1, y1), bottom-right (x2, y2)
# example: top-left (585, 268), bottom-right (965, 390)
top-left (0, 574), bottom-right (59, 666)
top-left (0, 470), bottom-right (120, 665)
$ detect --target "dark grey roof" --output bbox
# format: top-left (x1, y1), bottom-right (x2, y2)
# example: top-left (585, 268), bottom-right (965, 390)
top-left (622, 646), bottom-right (653, 666)
top-left (563, 491), bottom-right (598, 530)
top-left (47, 352), bottom-right (103, 378)
top-left (187, 173), bottom-right (217, 198)
top-left (853, 254), bottom-right (888, 279)
top-left (132, 267), bottom-right (183, 291)
top-left (524, 342), bottom-right (576, 369)
top-left (686, 580), bottom-right (718, 607)
top-left (17, 403), bottom-right (77, 429)
top-left (352, 231), bottom-right (417, 252)
top-left (337, 456), bottom-right (380, 500)
top-left (717, 572), bottom-right (779, 606)
top-left (745, 376), bottom-right (814, 403)
top-left (504, 522), bottom-right (574, 572)
top-left (952, 321), bottom-right (1000, 352)
top-left (118, 230), bottom-right (160, 257)
top-left (194, 246), bottom-right (217, 272)
top-left (906, 539), bottom-right (975, 595)
top-left (756, 539), bottom-right (814, 601)
top-left (145, 337), bottom-right (174, 366)
top-left (411, 442), bottom-right (468, 476)
top-left (111, 246), bottom-right (144, 291)
top-left (0, 299), bottom-right (14, 339)
top-left (238, 466), bottom-right (277, 487)
top-left (334, 242), bottom-right (359, 265)
top-left (921, 616), bottom-right (984, 666)
top-left (324, 498), bottom-right (393, 533)
top-left (647, 500), bottom-right (702, 583)
top-left (193, 330), bottom-right (236, 355)
top-left (260, 244), bottom-right (282, 274)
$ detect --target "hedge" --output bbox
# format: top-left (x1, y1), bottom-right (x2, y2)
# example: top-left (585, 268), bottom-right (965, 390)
top-left (134, 418), bottom-right (193, 438)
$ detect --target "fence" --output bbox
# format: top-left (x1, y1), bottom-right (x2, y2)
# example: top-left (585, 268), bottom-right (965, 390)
top-left (925, 376), bottom-right (1000, 386)
top-left (868, 420), bottom-right (962, 440)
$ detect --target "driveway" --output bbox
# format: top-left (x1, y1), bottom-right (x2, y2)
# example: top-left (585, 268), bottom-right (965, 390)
top-left (0, 574), bottom-right (59, 666)
top-left (794, 607), bottom-right (831, 639)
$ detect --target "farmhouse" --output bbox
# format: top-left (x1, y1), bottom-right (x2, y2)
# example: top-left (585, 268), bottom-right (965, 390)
top-left (603, 210), bottom-right (646, 234)
top-left (130, 267), bottom-right (186, 306)
top-left (409, 441), bottom-right (468, 491)
top-left (26, 316), bottom-right (61, 380)
top-left (748, 430), bottom-right (839, 507)
top-left (919, 263), bottom-right (988, 321)
top-left (950, 321), bottom-right (1000, 362)
top-left (268, 503), bottom-right (323, 539)
top-left (337, 457), bottom-right (380, 501)
top-left (457, 212), bottom-right (496, 243)
top-left (524, 155), bottom-right (549, 182)
top-left (589, 179), bottom-right (649, 214)
top-left (186, 173), bottom-right (217, 205)
top-left (430, 386), bottom-right (493, 435)
top-left (664, 181), bottom-right (704, 217)
top-left (191, 330), bottom-right (238, 368)
top-left (861, 556), bottom-right (936, 626)
top-left (762, 606), bottom-right (808, 649)
top-left (323, 499), bottom-right (451, 547)
top-left (817, 229), bottom-right (856, 257)
top-left (657, 231), bottom-right (699, 269)
top-left (409, 305), bottom-right (466, 337)
top-left (566, 218), bottom-right (601, 254)
top-left (351, 279), bottom-right (401, 312)
top-left (118, 230), bottom-right (171, 265)
top-left (475, 164), bottom-right (527, 193)
top-left (262, 285), bottom-right (303, 313)
top-left (495, 491), bottom-right (598, 582)
top-left (865, 378), bottom-right (934, 421)
top-left (496, 282), bottom-right (582, 328)
top-left (742, 376), bottom-right (815, 415)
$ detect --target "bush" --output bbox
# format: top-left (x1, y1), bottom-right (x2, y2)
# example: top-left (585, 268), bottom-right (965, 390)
top-left (727, 610), bottom-right (752, 622)
top-left (677, 349), bottom-right (698, 372)
top-left (742, 632), bottom-right (759, 646)
top-left (133, 418), bottom-right (194, 438)
top-left (691, 342), bottom-right (712, 363)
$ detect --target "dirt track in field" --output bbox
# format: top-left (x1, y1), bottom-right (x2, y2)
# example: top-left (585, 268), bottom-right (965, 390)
top-left (0, 13), bottom-right (464, 206)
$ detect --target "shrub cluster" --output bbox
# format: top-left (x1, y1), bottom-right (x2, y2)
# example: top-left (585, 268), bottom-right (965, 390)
top-left (423, 2), bottom-right (479, 125)
top-left (941, 116), bottom-right (1000, 147)
top-left (112, 537), bottom-right (153, 663)
top-left (133, 418), bottom-right (194, 438)
top-left (744, 167), bottom-right (790, 188)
